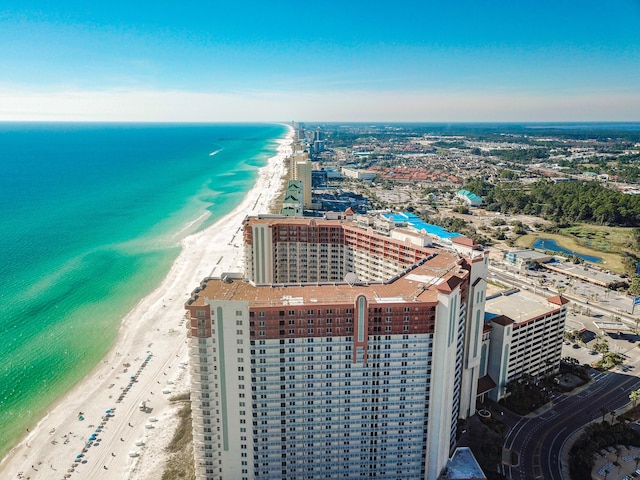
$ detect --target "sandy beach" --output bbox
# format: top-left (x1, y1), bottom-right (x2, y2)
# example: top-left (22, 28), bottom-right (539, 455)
top-left (0, 126), bottom-right (293, 480)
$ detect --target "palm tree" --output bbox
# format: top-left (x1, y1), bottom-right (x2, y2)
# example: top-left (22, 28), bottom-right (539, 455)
top-left (629, 389), bottom-right (640, 407)
top-left (610, 409), bottom-right (616, 424)
top-left (600, 406), bottom-right (608, 423)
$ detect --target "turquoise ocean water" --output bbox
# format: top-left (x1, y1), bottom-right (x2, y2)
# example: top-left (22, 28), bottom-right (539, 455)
top-left (0, 122), bottom-right (287, 458)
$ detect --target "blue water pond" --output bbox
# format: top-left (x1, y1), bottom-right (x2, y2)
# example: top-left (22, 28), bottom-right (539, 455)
top-left (532, 238), bottom-right (603, 263)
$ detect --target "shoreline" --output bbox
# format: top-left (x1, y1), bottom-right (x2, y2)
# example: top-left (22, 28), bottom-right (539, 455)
top-left (0, 125), bottom-right (293, 479)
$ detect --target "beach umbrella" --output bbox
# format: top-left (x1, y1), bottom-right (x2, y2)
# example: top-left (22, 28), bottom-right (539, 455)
top-left (105, 409), bottom-right (111, 413)
top-left (76, 454), bottom-right (83, 459)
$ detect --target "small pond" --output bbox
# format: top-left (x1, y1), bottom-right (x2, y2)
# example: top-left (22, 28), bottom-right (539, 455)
top-left (532, 238), bottom-right (603, 263)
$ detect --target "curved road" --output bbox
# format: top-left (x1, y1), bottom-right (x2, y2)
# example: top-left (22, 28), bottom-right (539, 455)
top-left (491, 266), bottom-right (640, 478)
top-left (503, 371), bottom-right (640, 480)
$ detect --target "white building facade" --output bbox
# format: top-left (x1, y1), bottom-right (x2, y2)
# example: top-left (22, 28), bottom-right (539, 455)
top-left (186, 221), bottom-right (489, 479)
top-left (485, 294), bottom-right (568, 401)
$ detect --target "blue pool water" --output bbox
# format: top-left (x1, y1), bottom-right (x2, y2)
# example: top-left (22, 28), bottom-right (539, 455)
top-left (384, 212), bottom-right (461, 240)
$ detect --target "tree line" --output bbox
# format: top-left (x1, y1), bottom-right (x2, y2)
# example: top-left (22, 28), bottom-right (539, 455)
top-left (465, 178), bottom-right (640, 227)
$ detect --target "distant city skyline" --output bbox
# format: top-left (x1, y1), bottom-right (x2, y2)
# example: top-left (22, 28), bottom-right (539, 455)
top-left (1, 0), bottom-right (639, 122)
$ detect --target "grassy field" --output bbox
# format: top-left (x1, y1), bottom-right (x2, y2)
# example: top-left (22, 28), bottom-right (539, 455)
top-left (515, 224), bottom-right (637, 274)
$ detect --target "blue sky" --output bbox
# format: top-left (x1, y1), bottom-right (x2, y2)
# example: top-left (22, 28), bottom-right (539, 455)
top-left (1, 0), bottom-right (639, 121)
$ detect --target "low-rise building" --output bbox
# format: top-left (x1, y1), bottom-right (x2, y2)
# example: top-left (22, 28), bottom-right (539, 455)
top-left (341, 166), bottom-right (377, 182)
top-left (505, 249), bottom-right (553, 270)
top-left (455, 190), bottom-right (483, 207)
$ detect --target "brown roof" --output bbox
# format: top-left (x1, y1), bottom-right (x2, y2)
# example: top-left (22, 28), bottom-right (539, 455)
top-left (245, 216), bottom-right (345, 227)
top-left (477, 375), bottom-right (497, 395)
top-left (188, 252), bottom-right (467, 308)
top-left (436, 275), bottom-right (465, 294)
top-left (490, 315), bottom-right (514, 327)
top-left (547, 295), bottom-right (570, 306)
top-left (451, 236), bottom-right (476, 247)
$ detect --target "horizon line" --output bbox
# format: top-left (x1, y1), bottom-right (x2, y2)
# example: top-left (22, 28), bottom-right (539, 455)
top-left (1, 120), bottom-right (639, 125)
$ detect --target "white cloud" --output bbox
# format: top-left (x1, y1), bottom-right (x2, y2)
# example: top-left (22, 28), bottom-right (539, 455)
top-left (0, 87), bottom-right (638, 122)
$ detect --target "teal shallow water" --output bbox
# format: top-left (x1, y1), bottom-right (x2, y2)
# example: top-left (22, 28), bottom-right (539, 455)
top-left (0, 122), bottom-right (286, 458)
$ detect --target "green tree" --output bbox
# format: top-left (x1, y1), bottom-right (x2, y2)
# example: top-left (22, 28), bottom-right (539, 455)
top-left (593, 339), bottom-right (610, 354)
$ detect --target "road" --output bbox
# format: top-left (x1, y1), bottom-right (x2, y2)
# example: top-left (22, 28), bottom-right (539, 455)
top-left (489, 265), bottom-right (640, 479)
top-left (490, 266), bottom-right (638, 326)
top-left (503, 371), bottom-right (640, 479)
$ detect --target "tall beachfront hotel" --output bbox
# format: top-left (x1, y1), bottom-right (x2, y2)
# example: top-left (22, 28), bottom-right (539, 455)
top-left (185, 214), bottom-right (489, 479)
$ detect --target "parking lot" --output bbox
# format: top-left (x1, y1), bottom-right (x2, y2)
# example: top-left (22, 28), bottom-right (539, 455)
top-left (519, 267), bottom-right (637, 318)
top-left (563, 309), bottom-right (640, 371)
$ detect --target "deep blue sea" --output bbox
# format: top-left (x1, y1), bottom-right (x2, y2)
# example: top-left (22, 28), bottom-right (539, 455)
top-left (0, 122), bottom-right (287, 457)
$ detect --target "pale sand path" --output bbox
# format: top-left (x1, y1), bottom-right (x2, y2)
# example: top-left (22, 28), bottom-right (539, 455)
top-left (0, 127), bottom-right (293, 480)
